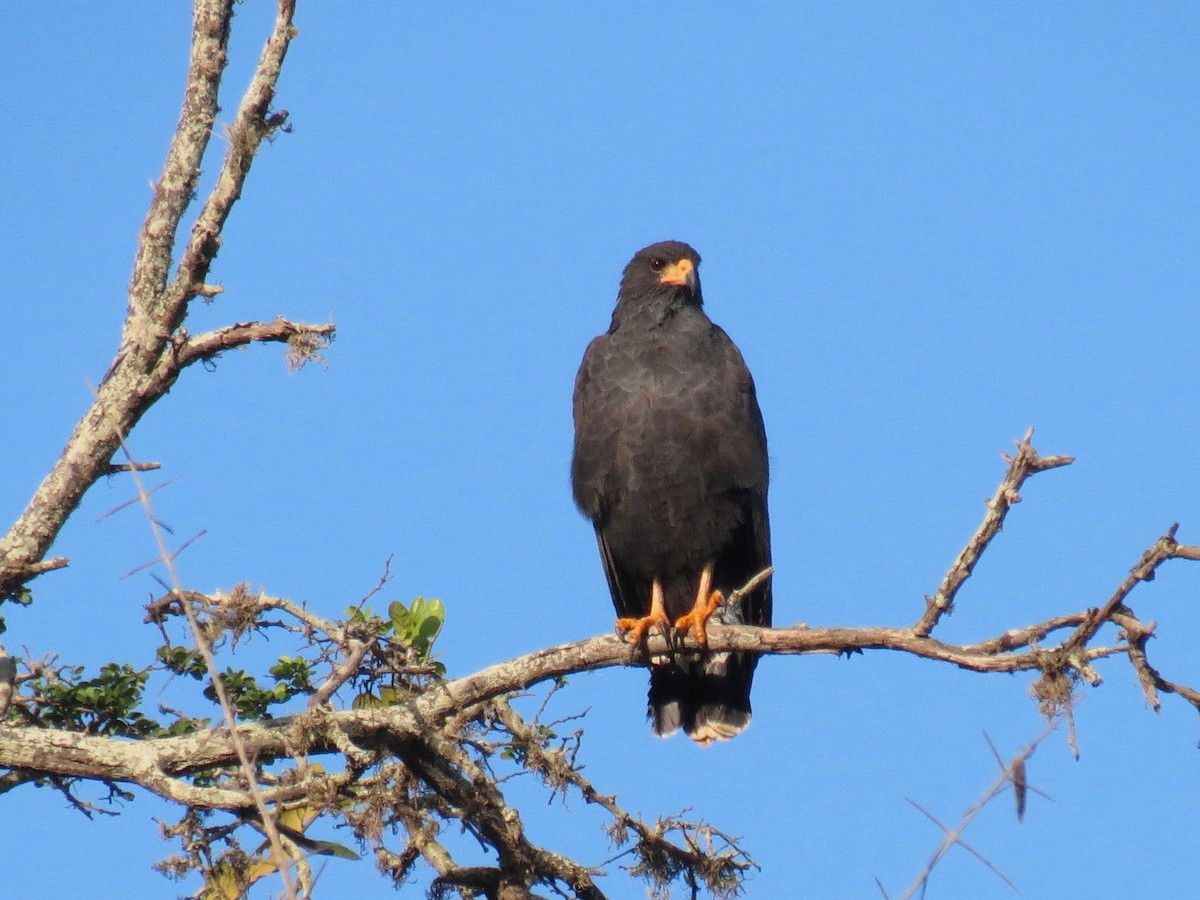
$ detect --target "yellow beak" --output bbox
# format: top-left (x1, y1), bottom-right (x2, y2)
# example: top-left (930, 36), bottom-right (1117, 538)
top-left (658, 258), bottom-right (696, 288)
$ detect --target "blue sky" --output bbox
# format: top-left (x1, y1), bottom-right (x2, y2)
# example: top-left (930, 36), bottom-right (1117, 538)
top-left (3, 3), bottom-right (1200, 897)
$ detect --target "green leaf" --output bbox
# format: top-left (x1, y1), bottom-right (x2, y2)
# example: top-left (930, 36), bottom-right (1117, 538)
top-left (378, 685), bottom-right (405, 705)
top-left (389, 601), bottom-right (414, 639)
top-left (406, 597), bottom-right (444, 655)
top-left (344, 605), bottom-right (372, 624)
top-left (317, 840), bottom-right (362, 861)
top-left (416, 615), bottom-right (442, 643)
top-left (352, 691), bottom-right (383, 710)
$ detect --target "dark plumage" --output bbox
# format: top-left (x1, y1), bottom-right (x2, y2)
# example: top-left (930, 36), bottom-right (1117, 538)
top-left (571, 241), bottom-right (772, 744)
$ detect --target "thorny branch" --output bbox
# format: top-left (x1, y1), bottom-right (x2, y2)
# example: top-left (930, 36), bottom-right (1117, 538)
top-left (0, 0), bottom-right (319, 895)
top-left (888, 718), bottom-right (1060, 899)
top-left (116, 434), bottom-right (300, 899)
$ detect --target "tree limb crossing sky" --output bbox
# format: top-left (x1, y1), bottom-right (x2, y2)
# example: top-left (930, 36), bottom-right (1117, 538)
top-left (2, 4), bottom-right (1199, 897)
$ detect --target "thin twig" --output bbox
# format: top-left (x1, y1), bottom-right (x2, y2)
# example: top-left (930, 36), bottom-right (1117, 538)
top-left (104, 461), bottom-right (163, 475)
top-left (97, 479), bottom-right (181, 522)
top-left (1062, 524), bottom-right (1189, 653)
top-left (120, 529), bottom-right (207, 580)
top-left (914, 428), bottom-right (1074, 637)
top-left (905, 799), bottom-right (1018, 894)
top-left (111, 429), bottom-right (298, 899)
top-left (899, 717), bottom-right (1059, 898)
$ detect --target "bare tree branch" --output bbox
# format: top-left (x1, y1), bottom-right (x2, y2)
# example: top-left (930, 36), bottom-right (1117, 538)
top-left (0, 586), bottom-right (1189, 804)
top-left (0, 0), bottom-right (322, 604)
top-left (898, 719), bottom-right (1059, 899)
top-left (172, 0), bottom-right (297, 306)
top-left (178, 318), bottom-right (335, 368)
top-left (127, 0), bottom-right (232, 320)
top-left (1062, 523), bottom-right (1200, 654)
top-left (914, 428), bottom-right (1074, 637)
top-left (6, 1), bottom-right (1200, 896)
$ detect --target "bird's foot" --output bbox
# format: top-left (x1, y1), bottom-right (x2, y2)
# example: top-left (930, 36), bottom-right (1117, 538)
top-left (616, 610), bottom-right (670, 645)
top-left (675, 589), bottom-right (724, 646)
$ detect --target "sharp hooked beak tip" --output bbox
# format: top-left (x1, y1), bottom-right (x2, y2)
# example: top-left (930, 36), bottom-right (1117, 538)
top-left (660, 258), bottom-right (696, 289)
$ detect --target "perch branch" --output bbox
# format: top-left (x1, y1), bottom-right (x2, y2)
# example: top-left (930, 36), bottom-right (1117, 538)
top-left (1, 574), bottom-right (1192, 809)
top-left (5, 425), bottom-right (1200, 895)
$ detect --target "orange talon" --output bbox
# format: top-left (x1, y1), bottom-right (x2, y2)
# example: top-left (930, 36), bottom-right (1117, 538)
top-left (674, 564), bottom-right (722, 646)
top-left (616, 610), bottom-right (670, 645)
top-left (616, 577), bottom-right (669, 645)
top-left (675, 589), bottom-right (723, 646)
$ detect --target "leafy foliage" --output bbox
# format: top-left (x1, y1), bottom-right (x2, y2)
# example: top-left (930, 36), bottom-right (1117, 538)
top-left (26, 663), bottom-right (163, 738)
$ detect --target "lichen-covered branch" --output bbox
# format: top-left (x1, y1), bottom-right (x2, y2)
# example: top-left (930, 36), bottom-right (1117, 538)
top-left (5, 433), bottom-right (1200, 897)
top-left (127, 0), bottom-right (233, 319)
top-left (172, 0), bottom-right (297, 307)
top-left (1, 558), bottom-right (1194, 799)
top-left (0, 0), bottom-right (327, 604)
top-left (490, 698), bottom-right (753, 898)
top-left (177, 318), bottom-right (335, 369)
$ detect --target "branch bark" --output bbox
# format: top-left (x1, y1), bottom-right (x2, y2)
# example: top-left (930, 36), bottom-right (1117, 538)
top-left (7, 2), bottom-right (1200, 895)
top-left (914, 428), bottom-right (1074, 636)
top-left (0, 609), bottom-right (1174, 803)
top-left (9, 425), bottom-right (1198, 837)
top-left (0, 0), bottom-right (323, 604)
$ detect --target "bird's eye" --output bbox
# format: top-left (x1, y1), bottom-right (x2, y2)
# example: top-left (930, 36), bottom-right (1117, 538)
top-left (649, 257), bottom-right (666, 272)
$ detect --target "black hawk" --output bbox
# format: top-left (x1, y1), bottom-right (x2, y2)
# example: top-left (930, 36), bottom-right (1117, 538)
top-left (571, 241), bottom-right (772, 744)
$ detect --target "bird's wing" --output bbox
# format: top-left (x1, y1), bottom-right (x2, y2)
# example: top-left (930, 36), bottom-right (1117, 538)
top-left (595, 528), bottom-right (647, 621)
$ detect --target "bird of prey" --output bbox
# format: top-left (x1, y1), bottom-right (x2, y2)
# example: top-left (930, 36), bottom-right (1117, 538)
top-left (571, 240), bottom-right (772, 744)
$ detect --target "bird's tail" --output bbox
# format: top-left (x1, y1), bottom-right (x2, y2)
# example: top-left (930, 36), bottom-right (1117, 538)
top-left (648, 652), bottom-right (757, 746)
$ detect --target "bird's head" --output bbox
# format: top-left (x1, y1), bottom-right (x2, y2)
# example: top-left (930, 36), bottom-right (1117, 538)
top-left (618, 241), bottom-right (703, 308)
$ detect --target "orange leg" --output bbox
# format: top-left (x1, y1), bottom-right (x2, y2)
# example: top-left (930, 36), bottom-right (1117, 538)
top-left (616, 578), bottom-right (670, 644)
top-left (674, 564), bottom-right (723, 646)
